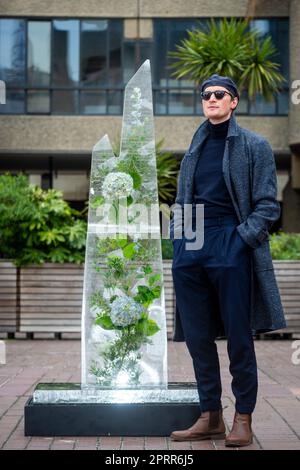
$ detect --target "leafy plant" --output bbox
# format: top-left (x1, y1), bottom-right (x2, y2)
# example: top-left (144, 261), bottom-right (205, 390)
top-left (167, 17), bottom-right (286, 102)
top-left (161, 238), bottom-right (174, 259)
top-left (0, 173), bottom-right (87, 266)
top-left (270, 231), bottom-right (300, 260)
top-left (155, 139), bottom-right (180, 204)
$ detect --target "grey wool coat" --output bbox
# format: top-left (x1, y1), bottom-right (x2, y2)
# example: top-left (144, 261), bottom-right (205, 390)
top-left (171, 112), bottom-right (287, 341)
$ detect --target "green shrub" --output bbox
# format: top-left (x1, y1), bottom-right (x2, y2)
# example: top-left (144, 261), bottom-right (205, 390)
top-left (161, 238), bottom-right (174, 260)
top-left (0, 173), bottom-right (87, 266)
top-left (270, 230), bottom-right (300, 260)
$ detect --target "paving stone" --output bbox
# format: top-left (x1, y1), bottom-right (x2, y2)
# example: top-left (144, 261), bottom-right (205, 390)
top-left (0, 339), bottom-right (299, 450)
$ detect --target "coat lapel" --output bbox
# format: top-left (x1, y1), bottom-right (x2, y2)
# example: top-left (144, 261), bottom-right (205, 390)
top-left (185, 113), bottom-right (241, 218)
top-left (222, 139), bottom-right (243, 222)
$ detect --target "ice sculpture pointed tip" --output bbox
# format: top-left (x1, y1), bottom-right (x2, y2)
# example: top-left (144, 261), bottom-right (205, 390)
top-left (93, 134), bottom-right (112, 152)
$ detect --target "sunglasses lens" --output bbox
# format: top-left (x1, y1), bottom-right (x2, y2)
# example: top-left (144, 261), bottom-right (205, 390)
top-left (214, 91), bottom-right (226, 99)
top-left (201, 90), bottom-right (228, 100)
top-left (201, 92), bottom-right (211, 100)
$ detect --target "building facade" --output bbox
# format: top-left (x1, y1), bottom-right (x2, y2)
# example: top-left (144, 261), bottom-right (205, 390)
top-left (0, 0), bottom-right (299, 231)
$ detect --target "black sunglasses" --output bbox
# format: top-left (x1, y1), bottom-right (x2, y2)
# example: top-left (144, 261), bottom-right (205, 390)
top-left (201, 90), bottom-right (234, 100)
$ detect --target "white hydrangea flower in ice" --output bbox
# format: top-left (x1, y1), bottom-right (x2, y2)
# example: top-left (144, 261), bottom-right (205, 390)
top-left (102, 172), bottom-right (133, 199)
top-left (110, 295), bottom-right (144, 327)
top-left (130, 87), bottom-right (141, 100)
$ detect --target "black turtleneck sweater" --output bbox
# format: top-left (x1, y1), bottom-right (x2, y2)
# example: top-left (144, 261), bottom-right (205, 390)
top-left (193, 118), bottom-right (237, 218)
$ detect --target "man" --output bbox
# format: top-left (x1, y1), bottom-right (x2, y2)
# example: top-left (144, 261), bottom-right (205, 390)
top-left (169, 74), bottom-right (286, 447)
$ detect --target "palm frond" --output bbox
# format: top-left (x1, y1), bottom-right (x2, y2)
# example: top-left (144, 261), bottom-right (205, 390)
top-left (167, 17), bottom-right (286, 101)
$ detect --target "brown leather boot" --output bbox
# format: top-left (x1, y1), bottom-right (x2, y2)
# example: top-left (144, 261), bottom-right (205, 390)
top-left (170, 409), bottom-right (226, 441)
top-left (225, 412), bottom-right (253, 447)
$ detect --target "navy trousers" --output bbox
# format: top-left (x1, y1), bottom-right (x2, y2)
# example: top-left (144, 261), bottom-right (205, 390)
top-left (171, 213), bottom-right (258, 414)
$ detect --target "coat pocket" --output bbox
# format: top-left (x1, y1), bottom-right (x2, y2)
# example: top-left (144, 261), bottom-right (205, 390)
top-left (235, 227), bottom-right (250, 250)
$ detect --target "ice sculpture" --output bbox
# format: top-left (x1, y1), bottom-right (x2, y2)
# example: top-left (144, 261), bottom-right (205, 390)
top-left (81, 59), bottom-right (168, 390)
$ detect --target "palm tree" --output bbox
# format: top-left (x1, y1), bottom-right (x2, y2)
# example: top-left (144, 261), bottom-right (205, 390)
top-left (167, 17), bottom-right (286, 102)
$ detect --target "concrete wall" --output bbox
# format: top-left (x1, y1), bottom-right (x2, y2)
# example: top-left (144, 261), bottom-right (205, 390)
top-left (0, 0), bottom-right (289, 18)
top-left (0, 115), bottom-right (289, 154)
top-left (289, 0), bottom-right (300, 188)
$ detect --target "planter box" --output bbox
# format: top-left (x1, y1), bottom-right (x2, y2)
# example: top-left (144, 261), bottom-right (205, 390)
top-left (163, 260), bottom-right (175, 338)
top-left (0, 261), bottom-right (18, 333)
top-left (19, 263), bottom-right (83, 334)
top-left (273, 260), bottom-right (300, 335)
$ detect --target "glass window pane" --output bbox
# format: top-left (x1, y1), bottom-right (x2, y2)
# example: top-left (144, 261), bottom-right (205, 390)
top-left (52, 20), bottom-right (79, 86)
top-left (123, 41), bottom-right (135, 84)
top-left (249, 94), bottom-right (276, 115)
top-left (235, 90), bottom-right (248, 114)
top-left (250, 19), bottom-right (289, 101)
top-left (27, 21), bottom-right (51, 86)
top-left (169, 90), bottom-right (194, 114)
top-left (168, 20), bottom-right (201, 87)
top-left (195, 90), bottom-right (204, 115)
top-left (0, 89), bottom-right (24, 113)
top-left (154, 90), bottom-right (167, 115)
top-left (107, 90), bottom-right (122, 114)
top-left (81, 20), bottom-right (107, 87)
top-left (250, 19), bottom-right (271, 36)
top-left (52, 90), bottom-right (78, 114)
top-left (276, 19), bottom-right (289, 81)
top-left (109, 20), bottom-right (122, 86)
top-left (27, 90), bottom-right (50, 113)
top-left (277, 90), bottom-right (289, 115)
top-left (80, 91), bottom-right (106, 114)
top-left (0, 19), bottom-right (25, 86)
top-left (139, 40), bottom-right (154, 84)
top-left (153, 20), bottom-right (168, 87)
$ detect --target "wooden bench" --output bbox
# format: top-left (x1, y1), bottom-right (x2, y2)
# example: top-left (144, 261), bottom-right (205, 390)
top-left (272, 261), bottom-right (300, 335)
top-left (20, 263), bottom-right (83, 334)
top-left (0, 261), bottom-right (17, 333)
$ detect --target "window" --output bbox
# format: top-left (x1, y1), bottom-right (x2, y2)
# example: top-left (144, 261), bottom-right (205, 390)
top-left (153, 18), bottom-right (289, 116)
top-left (0, 19), bottom-right (25, 113)
top-left (81, 20), bottom-right (107, 87)
top-left (27, 21), bottom-right (51, 113)
top-left (0, 19), bottom-right (25, 85)
top-left (52, 20), bottom-right (79, 87)
top-left (153, 19), bottom-right (200, 115)
top-left (0, 18), bottom-right (124, 115)
top-left (0, 17), bottom-right (289, 116)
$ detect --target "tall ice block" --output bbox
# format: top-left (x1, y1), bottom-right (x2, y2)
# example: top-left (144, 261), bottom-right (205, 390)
top-left (81, 59), bottom-right (167, 390)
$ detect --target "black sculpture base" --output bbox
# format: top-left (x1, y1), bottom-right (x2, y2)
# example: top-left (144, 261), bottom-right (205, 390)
top-left (24, 382), bottom-right (200, 437)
